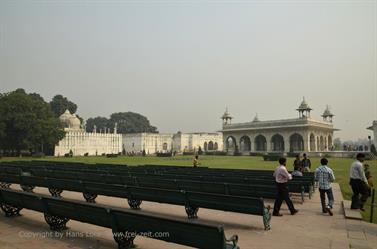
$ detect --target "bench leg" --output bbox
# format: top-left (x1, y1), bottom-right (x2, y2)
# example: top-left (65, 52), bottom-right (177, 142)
top-left (44, 213), bottom-right (69, 231)
top-left (83, 192), bottom-right (97, 203)
top-left (185, 205), bottom-right (199, 219)
top-left (113, 231), bottom-right (136, 249)
top-left (48, 188), bottom-right (63, 197)
top-left (263, 205), bottom-right (272, 231)
top-left (127, 199), bottom-right (142, 210)
top-left (20, 184), bottom-right (35, 192)
top-left (0, 204), bottom-right (23, 217)
top-left (0, 182), bottom-right (11, 189)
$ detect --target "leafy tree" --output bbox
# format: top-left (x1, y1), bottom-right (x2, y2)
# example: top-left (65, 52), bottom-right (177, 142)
top-left (109, 112), bottom-right (158, 133)
top-left (0, 89), bottom-right (65, 155)
top-left (86, 117), bottom-right (110, 133)
top-left (49, 94), bottom-right (78, 117)
top-left (85, 112), bottom-right (158, 134)
top-left (333, 138), bottom-right (342, 150)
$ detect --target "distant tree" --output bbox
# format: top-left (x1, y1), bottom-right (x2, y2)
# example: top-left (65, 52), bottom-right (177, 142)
top-left (0, 121), bottom-right (5, 144)
top-left (85, 112), bottom-right (158, 134)
top-left (50, 94), bottom-right (78, 117)
top-left (333, 138), bottom-right (342, 150)
top-left (371, 144), bottom-right (377, 156)
top-left (109, 112), bottom-right (158, 134)
top-left (86, 117), bottom-right (110, 133)
top-left (0, 89), bottom-right (65, 155)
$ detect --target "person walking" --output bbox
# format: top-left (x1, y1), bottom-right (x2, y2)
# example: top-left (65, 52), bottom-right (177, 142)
top-left (272, 157), bottom-right (299, 216)
top-left (315, 158), bottom-right (335, 216)
top-left (349, 153), bottom-right (369, 211)
top-left (193, 155), bottom-right (200, 168)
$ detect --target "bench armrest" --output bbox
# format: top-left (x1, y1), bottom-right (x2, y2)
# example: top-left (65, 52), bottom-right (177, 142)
top-left (225, 234), bottom-right (239, 249)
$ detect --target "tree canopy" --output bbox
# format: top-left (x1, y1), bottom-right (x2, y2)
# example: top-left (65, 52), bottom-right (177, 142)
top-left (86, 112), bottom-right (158, 134)
top-left (86, 117), bottom-right (110, 133)
top-left (0, 89), bottom-right (65, 155)
top-left (49, 94), bottom-right (78, 117)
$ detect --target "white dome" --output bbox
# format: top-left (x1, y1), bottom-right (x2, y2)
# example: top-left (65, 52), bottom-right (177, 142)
top-left (69, 114), bottom-right (81, 129)
top-left (59, 109), bottom-right (81, 130)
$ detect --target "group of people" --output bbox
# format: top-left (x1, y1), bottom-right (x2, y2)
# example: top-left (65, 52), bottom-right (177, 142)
top-left (292, 153), bottom-right (311, 177)
top-left (272, 153), bottom-right (374, 217)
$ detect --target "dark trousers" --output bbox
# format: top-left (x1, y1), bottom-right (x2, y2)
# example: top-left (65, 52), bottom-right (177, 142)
top-left (273, 182), bottom-right (295, 214)
top-left (350, 178), bottom-right (369, 209)
top-left (319, 188), bottom-right (334, 212)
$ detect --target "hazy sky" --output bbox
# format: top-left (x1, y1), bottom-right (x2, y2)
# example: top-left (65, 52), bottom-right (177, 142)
top-left (0, 0), bottom-right (376, 141)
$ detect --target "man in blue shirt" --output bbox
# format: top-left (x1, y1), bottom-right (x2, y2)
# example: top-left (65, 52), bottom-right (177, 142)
top-left (315, 158), bottom-right (335, 216)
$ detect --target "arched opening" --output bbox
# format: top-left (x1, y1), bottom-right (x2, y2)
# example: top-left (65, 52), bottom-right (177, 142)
top-left (320, 136), bottom-right (324, 151)
top-left (226, 136), bottom-right (237, 152)
top-left (290, 133), bottom-right (304, 152)
top-left (162, 143), bottom-right (168, 151)
top-left (208, 141), bottom-right (214, 150)
top-left (204, 142), bottom-right (208, 151)
top-left (214, 142), bottom-right (218, 150)
top-left (310, 133), bottom-right (315, 152)
top-left (271, 134), bottom-right (285, 152)
top-left (255, 135), bottom-right (267, 151)
top-left (240, 136), bottom-right (251, 152)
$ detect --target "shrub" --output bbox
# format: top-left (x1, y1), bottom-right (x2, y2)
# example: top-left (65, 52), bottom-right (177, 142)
top-left (205, 151), bottom-right (227, 156)
top-left (156, 152), bottom-right (172, 157)
top-left (32, 152), bottom-right (45, 158)
top-left (249, 152), bottom-right (264, 157)
top-left (84, 153), bottom-right (89, 157)
top-left (233, 151), bottom-right (242, 156)
top-left (183, 151), bottom-right (195, 156)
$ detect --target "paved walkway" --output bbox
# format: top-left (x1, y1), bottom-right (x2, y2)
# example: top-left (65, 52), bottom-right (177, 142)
top-left (0, 183), bottom-right (376, 249)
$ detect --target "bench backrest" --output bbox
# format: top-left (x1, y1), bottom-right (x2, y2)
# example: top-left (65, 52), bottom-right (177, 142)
top-left (0, 189), bottom-right (230, 249)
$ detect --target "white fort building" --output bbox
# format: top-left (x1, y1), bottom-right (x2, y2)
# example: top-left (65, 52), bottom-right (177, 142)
top-left (54, 110), bottom-right (122, 156)
top-left (221, 98), bottom-right (338, 155)
top-left (54, 99), bottom-right (341, 156)
top-left (54, 110), bottom-right (223, 156)
top-left (122, 132), bottom-right (223, 155)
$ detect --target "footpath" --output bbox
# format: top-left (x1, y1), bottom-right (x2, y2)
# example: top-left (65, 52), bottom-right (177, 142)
top-left (0, 184), bottom-right (376, 249)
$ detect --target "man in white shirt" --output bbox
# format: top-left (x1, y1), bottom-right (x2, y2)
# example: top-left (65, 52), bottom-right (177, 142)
top-left (349, 153), bottom-right (369, 210)
top-left (272, 157), bottom-right (299, 216)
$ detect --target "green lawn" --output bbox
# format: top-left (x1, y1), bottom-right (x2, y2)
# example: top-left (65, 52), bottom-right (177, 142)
top-left (1, 155), bottom-right (376, 223)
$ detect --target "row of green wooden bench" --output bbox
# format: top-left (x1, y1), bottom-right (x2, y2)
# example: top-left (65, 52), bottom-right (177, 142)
top-left (0, 168), bottom-right (309, 201)
top-left (1, 161), bottom-right (314, 180)
top-left (0, 189), bottom-right (240, 249)
top-left (0, 174), bottom-right (272, 230)
top-left (0, 166), bottom-right (313, 195)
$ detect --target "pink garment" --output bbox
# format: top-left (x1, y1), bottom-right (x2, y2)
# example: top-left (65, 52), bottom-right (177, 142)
top-left (273, 165), bottom-right (292, 183)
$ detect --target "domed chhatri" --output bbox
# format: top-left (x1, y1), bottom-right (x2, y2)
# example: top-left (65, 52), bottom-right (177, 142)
top-left (296, 97), bottom-right (312, 118)
top-left (221, 107), bottom-right (233, 125)
top-left (322, 105), bottom-right (335, 123)
top-left (59, 109), bottom-right (81, 130)
top-left (252, 113), bottom-right (260, 122)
